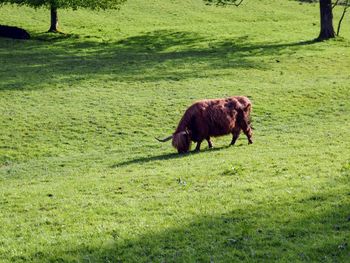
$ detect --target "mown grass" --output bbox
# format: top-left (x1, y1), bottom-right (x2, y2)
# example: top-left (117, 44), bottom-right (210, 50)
top-left (0, 0), bottom-right (350, 262)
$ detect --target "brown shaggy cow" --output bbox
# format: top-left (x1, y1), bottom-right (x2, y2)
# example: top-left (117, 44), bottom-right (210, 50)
top-left (156, 96), bottom-right (253, 153)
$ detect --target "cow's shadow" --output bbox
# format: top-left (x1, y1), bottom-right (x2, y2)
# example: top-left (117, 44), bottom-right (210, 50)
top-left (111, 144), bottom-right (234, 168)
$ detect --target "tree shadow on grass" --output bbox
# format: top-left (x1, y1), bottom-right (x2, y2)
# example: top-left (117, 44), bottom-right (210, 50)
top-left (33, 32), bottom-right (81, 42)
top-left (27, 194), bottom-right (350, 262)
top-left (0, 30), bottom-right (320, 91)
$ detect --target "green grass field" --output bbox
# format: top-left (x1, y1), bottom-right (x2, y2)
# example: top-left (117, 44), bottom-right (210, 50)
top-left (1, 0), bottom-right (350, 262)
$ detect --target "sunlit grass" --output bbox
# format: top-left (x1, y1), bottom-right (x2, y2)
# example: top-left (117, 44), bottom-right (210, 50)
top-left (0, 0), bottom-right (349, 262)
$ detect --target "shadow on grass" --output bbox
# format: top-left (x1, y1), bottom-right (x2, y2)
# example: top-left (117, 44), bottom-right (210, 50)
top-left (33, 32), bottom-right (81, 42)
top-left (112, 144), bottom-right (233, 167)
top-left (0, 29), bottom-right (320, 91)
top-left (111, 151), bottom-right (186, 168)
top-left (27, 195), bottom-right (350, 262)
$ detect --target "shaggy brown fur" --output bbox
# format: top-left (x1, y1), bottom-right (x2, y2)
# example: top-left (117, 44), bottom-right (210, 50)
top-left (157, 96), bottom-right (253, 153)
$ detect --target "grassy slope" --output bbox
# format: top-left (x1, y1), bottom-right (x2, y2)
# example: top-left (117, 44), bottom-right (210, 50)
top-left (0, 0), bottom-right (350, 262)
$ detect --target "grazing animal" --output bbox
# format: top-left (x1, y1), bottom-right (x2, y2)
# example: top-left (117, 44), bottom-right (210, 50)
top-left (156, 96), bottom-right (253, 153)
top-left (0, 25), bottom-right (30, 40)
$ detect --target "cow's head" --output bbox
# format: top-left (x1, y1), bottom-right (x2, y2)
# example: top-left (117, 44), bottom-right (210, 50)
top-left (156, 129), bottom-right (191, 154)
top-left (172, 129), bottom-right (191, 153)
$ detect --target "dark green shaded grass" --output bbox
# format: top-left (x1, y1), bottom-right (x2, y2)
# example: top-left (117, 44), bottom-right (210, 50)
top-left (1, 0), bottom-right (350, 262)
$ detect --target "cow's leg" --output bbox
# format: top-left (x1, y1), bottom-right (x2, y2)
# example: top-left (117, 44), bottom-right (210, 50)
top-left (243, 126), bottom-right (253, 144)
top-left (237, 110), bottom-right (253, 144)
top-left (241, 124), bottom-right (253, 144)
top-left (206, 137), bottom-right (213, 148)
top-left (230, 128), bottom-right (241, 145)
top-left (194, 141), bottom-right (202, 152)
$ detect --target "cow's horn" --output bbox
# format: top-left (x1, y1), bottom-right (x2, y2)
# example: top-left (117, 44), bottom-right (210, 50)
top-left (155, 135), bottom-right (173, 142)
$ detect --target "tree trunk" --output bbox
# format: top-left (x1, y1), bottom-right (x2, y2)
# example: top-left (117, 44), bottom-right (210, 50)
top-left (317, 0), bottom-right (335, 40)
top-left (48, 7), bottom-right (59, 32)
top-left (336, 0), bottom-right (349, 36)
